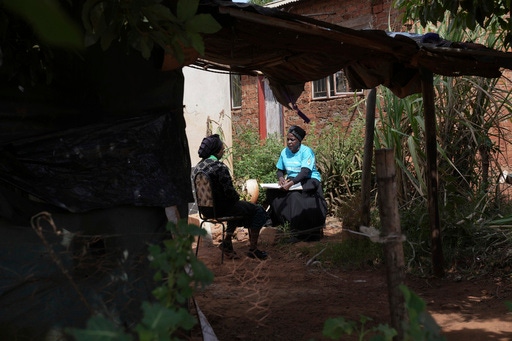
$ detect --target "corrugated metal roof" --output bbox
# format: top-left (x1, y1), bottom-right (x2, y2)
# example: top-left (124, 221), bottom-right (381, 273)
top-left (265, 0), bottom-right (302, 8)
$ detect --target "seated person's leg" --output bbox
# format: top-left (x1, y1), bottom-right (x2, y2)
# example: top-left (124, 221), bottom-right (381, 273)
top-left (247, 205), bottom-right (268, 259)
top-left (218, 220), bottom-right (240, 259)
top-left (230, 201), bottom-right (268, 260)
top-left (223, 222), bottom-right (237, 246)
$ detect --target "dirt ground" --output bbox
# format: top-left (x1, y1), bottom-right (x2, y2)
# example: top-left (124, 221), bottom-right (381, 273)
top-left (191, 218), bottom-right (512, 341)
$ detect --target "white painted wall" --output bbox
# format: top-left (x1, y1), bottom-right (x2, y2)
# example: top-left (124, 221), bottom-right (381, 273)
top-left (183, 66), bottom-right (232, 167)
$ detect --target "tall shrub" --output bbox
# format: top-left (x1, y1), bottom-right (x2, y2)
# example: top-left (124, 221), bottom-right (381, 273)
top-left (231, 128), bottom-right (284, 203)
top-left (314, 115), bottom-right (367, 219)
top-left (375, 15), bottom-right (512, 271)
top-left (377, 16), bottom-right (512, 208)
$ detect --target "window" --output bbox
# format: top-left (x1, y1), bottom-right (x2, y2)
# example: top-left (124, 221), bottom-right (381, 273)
top-left (312, 70), bottom-right (362, 99)
top-left (230, 73), bottom-right (242, 108)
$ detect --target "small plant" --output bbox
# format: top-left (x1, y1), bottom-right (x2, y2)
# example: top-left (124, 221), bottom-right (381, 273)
top-left (322, 285), bottom-right (446, 341)
top-left (323, 315), bottom-right (396, 341)
top-left (274, 221), bottom-right (294, 244)
top-left (66, 220), bottom-right (213, 341)
top-left (401, 285), bottom-right (446, 341)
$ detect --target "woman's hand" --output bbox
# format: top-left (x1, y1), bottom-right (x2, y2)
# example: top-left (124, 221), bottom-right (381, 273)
top-left (281, 179), bottom-right (294, 191)
top-left (278, 177), bottom-right (287, 187)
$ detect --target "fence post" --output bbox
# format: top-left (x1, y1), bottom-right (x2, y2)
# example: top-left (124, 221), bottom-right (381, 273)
top-left (375, 148), bottom-right (405, 340)
top-left (361, 88), bottom-right (376, 227)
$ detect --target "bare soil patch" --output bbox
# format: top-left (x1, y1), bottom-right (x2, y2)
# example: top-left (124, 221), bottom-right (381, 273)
top-left (192, 218), bottom-right (512, 341)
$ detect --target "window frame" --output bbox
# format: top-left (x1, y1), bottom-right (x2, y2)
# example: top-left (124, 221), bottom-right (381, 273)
top-left (312, 70), bottom-right (363, 99)
top-left (230, 73), bottom-right (242, 109)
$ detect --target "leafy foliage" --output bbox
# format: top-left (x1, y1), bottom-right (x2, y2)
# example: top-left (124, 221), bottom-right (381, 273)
top-left (400, 285), bottom-right (446, 341)
top-left (0, 0), bottom-right (221, 89)
top-left (394, 0), bottom-right (512, 47)
top-left (2, 0), bottom-right (82, 48)
top-left (314, 116), bottom-right (367, 219)
top-left (232, 128), bottom-right (284, 203)
top-left (82, 0), bottom-right (221, 61)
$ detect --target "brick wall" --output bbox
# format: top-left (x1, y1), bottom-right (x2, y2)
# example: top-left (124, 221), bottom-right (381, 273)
top-left (282, 0), bottom-right (403, 31)
top-left (232, 75), bottom-right (260, 136)
top-left (283, 82), bottom-right (365, 131)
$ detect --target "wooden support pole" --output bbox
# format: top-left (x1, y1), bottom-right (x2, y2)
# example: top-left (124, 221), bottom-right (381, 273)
top-left (360, 88), bottom-right (376, 228)
top-left (257, 76), bottom-right (267, 139)
top-left (419, 67), bottom-right (444, 278)
top-left (375, 148), bottom-right (405, 340)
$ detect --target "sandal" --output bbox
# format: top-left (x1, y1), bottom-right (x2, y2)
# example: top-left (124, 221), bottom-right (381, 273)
top-left (247, 249), bottom-right (268, 260)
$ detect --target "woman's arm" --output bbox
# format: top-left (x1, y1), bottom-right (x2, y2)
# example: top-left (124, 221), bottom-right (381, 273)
top-left (291, 167), bottom-right (310, 184)
top-left (277, 169), bottom-right (286, 186)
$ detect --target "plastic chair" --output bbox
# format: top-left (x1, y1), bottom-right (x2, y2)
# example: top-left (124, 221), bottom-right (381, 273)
top-left (193, 171), bottom-right (244, 264)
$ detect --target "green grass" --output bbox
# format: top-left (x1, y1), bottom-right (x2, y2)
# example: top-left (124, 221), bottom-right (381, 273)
top-left (295, 237), bottom-right (383, 270)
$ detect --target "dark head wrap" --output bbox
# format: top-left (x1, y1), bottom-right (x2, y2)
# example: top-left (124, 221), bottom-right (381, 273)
top-left (288, 125), bottom-right (306, 141)
top-left (198, 134), bottom-right (223, 159)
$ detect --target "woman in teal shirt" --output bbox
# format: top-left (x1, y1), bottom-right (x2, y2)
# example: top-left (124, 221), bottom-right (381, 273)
top-left (268, 126), bottom-right (327, 242)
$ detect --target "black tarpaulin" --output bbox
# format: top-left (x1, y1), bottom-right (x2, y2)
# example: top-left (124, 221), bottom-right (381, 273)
top-left (0, 42), bottom-right (193, 214)
top-left (0, 112), bottom-right (190, 213)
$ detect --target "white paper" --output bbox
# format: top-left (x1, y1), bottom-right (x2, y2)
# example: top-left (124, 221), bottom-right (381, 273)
top-left (260, 183), bottom-right (303, 190)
